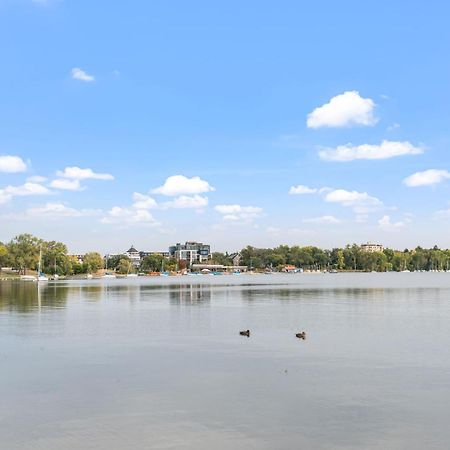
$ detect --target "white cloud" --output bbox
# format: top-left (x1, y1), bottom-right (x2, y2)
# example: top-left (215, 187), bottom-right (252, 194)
top-left (289, 185), bottom-right (318, 195)
top-left (0, 191), bottom-right (12, 204)
top-left (132, 193), bottom-right (158, 210)
top-left (163, 195), bottom-right (208, 209)
top-left (325, 189), bottom-right (383, 213)
top-left (378, 215), bottom-right (405, 232)
top-left (57, 166), bottom-right (114, 181)
top-left (319, 140), bottom-right (423, 162)
top-left (434, 209), bottom-right (450, 220)
top-left (4, 182), bottom-right (51, 197)
top-left (101, 207), bottom-right (159, 226)
top-left (26, 202), bottom-right (99, 218)
top-left (387, 123), bottom-right (400, 131)
top-left (27, 175), bottom-right (48, 183)
top-left (215, 204), bottom-right (263, 222)
top-left (403, 169), bottom-right (450, 187)
top-left (302, 215), bottom-right (341, 224)
top-left (71, 68), bottom-right (95, 82)
top-left (355, 214), bottom-right (369, 223)
top-left (307, 91), bottom-right (377, 128)
top-left (0, 155), bottom-right (28, 173)
top-left (152, 175), bottom-right (215, 196)
top-left (0, 182), bottom-right (51, 204)
top-left (50, 179), bottom-right (84, 191)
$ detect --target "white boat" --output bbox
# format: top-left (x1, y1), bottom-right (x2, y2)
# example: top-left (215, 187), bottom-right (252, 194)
top-left (37, 246), bottom-right (48, 282)
top-left (20, 275), bottom-right (36, 282)
top-left (102, 273), bottom-right (115, 279)
top-left (127, 273), bottom-right (138, 278)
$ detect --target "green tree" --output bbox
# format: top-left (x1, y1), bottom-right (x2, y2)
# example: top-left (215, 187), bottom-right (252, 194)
top-left (83, 252), bottom-right (104, 273)
top-left (117, 258), bottom-right (133, 274)
top-left (210, 252), bottom-right (232, 265)
top-left (141, 254), bottom-right (165, 272)
top-left (0, 243), bottom-right (10, 268)
top-left (42, 240), bottom-right (68, 275)
top-left (7, 234), bottom-right (41, 274)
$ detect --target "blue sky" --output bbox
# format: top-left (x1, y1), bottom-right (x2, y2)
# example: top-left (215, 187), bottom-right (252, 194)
top-left (0, 0), bottom-right (449, 253)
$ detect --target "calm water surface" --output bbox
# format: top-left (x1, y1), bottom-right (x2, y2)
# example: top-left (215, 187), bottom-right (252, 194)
top-left (1, 273), bottom-right (450, 449)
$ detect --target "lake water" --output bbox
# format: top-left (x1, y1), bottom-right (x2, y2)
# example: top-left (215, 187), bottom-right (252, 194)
top-left (1, 273), bottom-right (450, 449)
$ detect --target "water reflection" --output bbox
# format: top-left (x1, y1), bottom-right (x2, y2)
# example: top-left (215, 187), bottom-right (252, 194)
top-left (169, 284), bottom-right (212, 305)
top-left (1, 276), bottom-right (450, 449)
top-left (0, 282), bottom-right (69, 312)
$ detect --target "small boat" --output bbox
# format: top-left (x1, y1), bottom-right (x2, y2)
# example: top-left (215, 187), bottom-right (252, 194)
top-left (239, 330), bottom-right (250, 337)
top-left (102, 272), bottom-right (115, 279)
top-left (20, 275), bottom-right (36, 282)
top-left (37, 246), bottom-right (48, 282)
top-left (296, 332), bottom-right (306, 340)
top-left (86, 274), bottom-right (93, 279)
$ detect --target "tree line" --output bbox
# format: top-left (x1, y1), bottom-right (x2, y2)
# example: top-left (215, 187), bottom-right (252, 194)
top-left (0, 234), bottom-right (104, 275)
top-left (1, 234), bottom-right (450, 275)
top-left (212, 245), bottom-right (450, 272)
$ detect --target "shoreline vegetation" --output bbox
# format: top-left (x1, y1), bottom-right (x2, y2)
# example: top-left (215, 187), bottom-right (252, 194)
top-left (1, 234), bottom-right (450, 280)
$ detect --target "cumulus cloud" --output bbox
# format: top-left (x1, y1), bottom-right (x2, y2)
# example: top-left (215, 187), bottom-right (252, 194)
top-left (163, 195), bottom-right (208, 209)
top-left (307, 91), bottom-right (377, 128)
top-left (319, 140), bottom-right (424, 162)
top-left (289, 185), bottom-right (318, 194)
top-left (0, 182), bottom-right (51, 204)
top-left (26, 202), bottom-right (99, 218)
top-left (132, 193), bottom-right (158, 210)
top-left (434, 209), bottom-right (450, 220)
top-left (50, 179), bottom-right (84, 191)
top-left (403, 169), bottom-right (450, 187)
top-left (152, 175), bottom-right (215, 196)
top-left (27, 175), bottom-right (48, 183)
top-left (215, 204), bottom-right (263, 222)
top-left (0, 190), bottom-right (11, 204)
top-left (302, 215), bottom-right (341, 224)
top-left (71, 68), bottom-right (95, 82)
top-left (0, 155), bottom-right (28, 173)
top-left (4, 182), bottom-right (50, 197)
top-left (101, 207), bottom-right (159, 226)
top-left (325, 189), bottom-right (383, 213)
top-left (378, 215), bottom-right (405, 232)
top-left (57, 166), bottom-right (114, 181)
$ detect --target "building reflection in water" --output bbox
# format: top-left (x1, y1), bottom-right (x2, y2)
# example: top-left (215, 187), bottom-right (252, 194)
top-left (169, 284), bottom-right (212, 305)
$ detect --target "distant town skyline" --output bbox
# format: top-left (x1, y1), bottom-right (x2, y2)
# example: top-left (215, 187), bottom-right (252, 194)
top-left (1, 1), bottom-right (450, 253)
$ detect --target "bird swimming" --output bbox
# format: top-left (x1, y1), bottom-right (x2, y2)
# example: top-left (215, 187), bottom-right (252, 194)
top-left (296, 332), bottom-right (306, 340)
top-left (239, 330), bottom-right (250, 337)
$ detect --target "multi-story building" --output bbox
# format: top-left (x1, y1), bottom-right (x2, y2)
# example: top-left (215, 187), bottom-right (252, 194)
top-left (140, 251), bottom-right (170, 259)
top-left (125, 245), bottom-right (142, 267)
top-left (229, 252), bottom-right (242, 266)
top-left (361, 242), bottom-right (384, 253)
top-left (169, 242), bottom-right (211, 264)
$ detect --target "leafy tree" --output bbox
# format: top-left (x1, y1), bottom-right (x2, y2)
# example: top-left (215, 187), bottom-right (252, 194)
top-left (0, 243), bottom-right (10, 268)
top-left (211, 252), bottom-right (232, 265)
top-left (140, 254), bottom-right (165, 272)
top-left (117, 258), bottom-right (133, 274)
top-left (7, 234), bottom-right (42, 274)
top-left (83, 252), bottom-right (104, 273)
